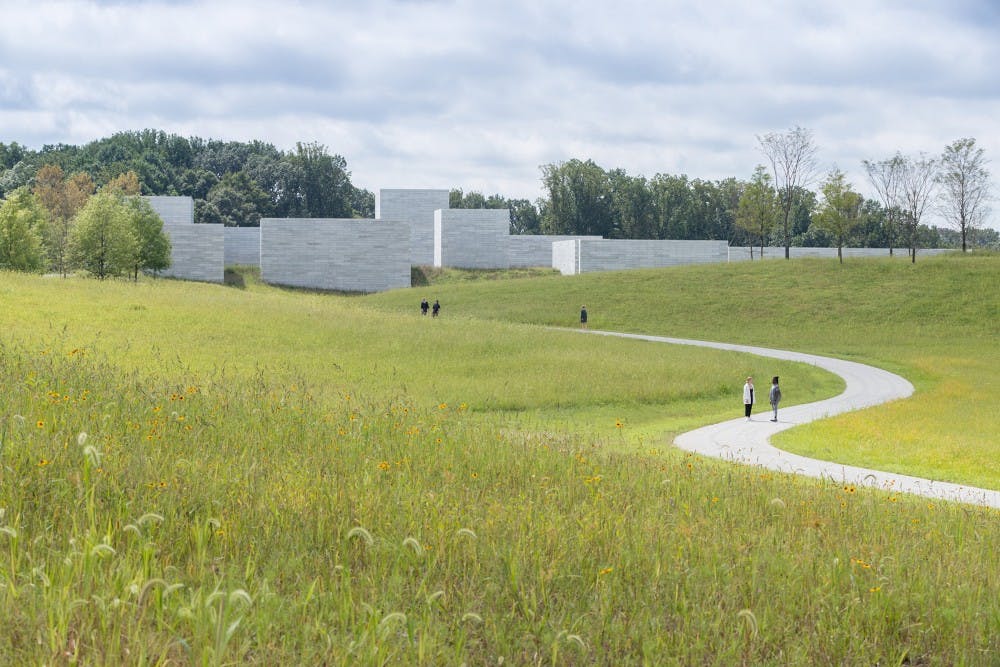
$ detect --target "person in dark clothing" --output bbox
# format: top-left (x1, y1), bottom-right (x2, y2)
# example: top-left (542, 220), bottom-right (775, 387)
top-left (580, 305), bottom-right (588, 329)
top-left (769, 376), bottom-right (781, 422)
top-left (420, 298), bottom-right (429, 315)
top-left (432, 300), bottom-right (440, 317)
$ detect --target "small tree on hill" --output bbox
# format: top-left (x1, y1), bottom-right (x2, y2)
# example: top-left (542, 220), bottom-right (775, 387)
top-left (126, 196), bottom-right (171, 280)
top-left (814, 169), bottom-right (863, 264)
top-left (68, 191), bottom-right (138, 279)
top-left (898, 154), bottom-right (938, 263)
top-left (937, 138), bottom-right (992, 252)
top-left (735, 166), bottom-right (778, 258)
top-left (0, 188), bottom-right (49, 272)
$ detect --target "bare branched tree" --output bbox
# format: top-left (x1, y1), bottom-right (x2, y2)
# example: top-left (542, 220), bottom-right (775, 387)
top-left (937, 138), bottom-right (992, 252)
top-left (862, 154), bottom-right (905, 256)
top-left (757, 126), bottom-right (818, 259)
top-left (897, 153), bottom-right (937, 263)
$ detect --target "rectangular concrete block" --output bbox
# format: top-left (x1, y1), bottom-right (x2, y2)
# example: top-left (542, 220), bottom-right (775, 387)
top-left (554, 239), bottom-right (728, 275)
top-left (160, 222), bottom-right (225, 283)
top-left (508, 235), bottom-right (602, 268)
top-left (434, 209), bottom-right (510, 269)
top-left (376, 189), bottom-right (450, 266)
top-left (145, 196), bottom-right (194, 225)
top-left (224, 227), bottom-right (261, 266)
top-left (260, 218), bottom-right (410, 293)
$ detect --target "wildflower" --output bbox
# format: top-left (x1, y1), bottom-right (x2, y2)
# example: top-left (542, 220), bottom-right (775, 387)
top-left (378, 461), bottom-right (391, 471)
top-left (599, 567), bottom-right (613, 576)
top-left (843, 485), bottom-right (856, 494)
top-left (36, 420), bottom-right (44, 428)
top-left (37, 459), bottom-right (51, 467)
top-left (471, 472), bottom-right (479, 479)
top-left (869, 586), bottom-right (881, 593)
top-left (615, 419), bottom-right (623, 429)
top-left (438, 402), bottom-right (448, 410)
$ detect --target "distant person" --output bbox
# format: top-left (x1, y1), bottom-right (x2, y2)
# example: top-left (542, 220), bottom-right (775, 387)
top-left (432, 299), bottom-right (440, 317)
top-left (580, 305), bottom-right (588, 329)
top-left (769, 376), bottom-right (781, 422)
top-left (743, 376), bottom-right (754, 421)
top-left (420, 298), bottom-right (429, 316)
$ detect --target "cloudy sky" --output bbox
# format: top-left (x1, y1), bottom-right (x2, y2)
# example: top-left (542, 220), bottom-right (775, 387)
top-left (2, 0), bottom-right (998, 226)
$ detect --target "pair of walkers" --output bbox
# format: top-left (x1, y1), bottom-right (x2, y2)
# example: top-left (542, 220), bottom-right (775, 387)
top-left (743, 376), bottom-right (781, 422)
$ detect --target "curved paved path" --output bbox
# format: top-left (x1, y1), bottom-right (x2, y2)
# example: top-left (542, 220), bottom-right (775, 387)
top-left (582, 329), bottom-right (1000, 509)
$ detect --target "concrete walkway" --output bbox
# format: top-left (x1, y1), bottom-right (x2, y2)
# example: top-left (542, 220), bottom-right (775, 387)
top-left (583, 329), bottom-right (1000, 509)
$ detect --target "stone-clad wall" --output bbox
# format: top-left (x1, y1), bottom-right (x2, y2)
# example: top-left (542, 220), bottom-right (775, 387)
top-left (224, 227), bottom-right (261, 266)
top-left (145, 196), bottom-right (224, 283)
top-left (727, 246), bottom-right (953, 261)
top-left (145, 196), bottom-right (194, 225)
top-left (508, 235), bottom-right (603, 268)
top-left (553, 239), bottom-right (728, 275)
top-left (376, 189), bottom-right (449, 266)
top-left (259, 218), bottom-right (410, 293)
top-left (160, 223), bottom-right (225, 283)
top-left (434, 209), bottom-right (510, 269)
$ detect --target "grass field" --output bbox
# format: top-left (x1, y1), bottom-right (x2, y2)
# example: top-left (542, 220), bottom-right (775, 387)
top-left (1, 254), bottom-right (997, 664)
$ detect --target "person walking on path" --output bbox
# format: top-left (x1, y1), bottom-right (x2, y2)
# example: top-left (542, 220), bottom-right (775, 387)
top-left (743, 376), bottom-right (754, 420)
top-left (420, 298), bottom-right (429, 316)
top-left (432, 299), bottom-right (440, 317)
top-left (580, 305), bottom-right (588, 329)
top-left (769, 376), bottom-right (781, 422)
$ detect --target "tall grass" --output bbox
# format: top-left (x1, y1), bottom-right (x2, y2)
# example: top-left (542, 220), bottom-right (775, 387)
top-left (1, 342), bottom-right (996, 664)
top-left (1, 255), bottom-right (998, 663)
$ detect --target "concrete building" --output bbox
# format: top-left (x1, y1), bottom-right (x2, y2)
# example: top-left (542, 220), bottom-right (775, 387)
top-left (552, 239), bottom-right (729, 275)
top-left (376, 189), bottom-right (449, 266)
top-left (259, 218), bottom-right (410, 293)
top-left (433, 208), bottom-right (510, 269)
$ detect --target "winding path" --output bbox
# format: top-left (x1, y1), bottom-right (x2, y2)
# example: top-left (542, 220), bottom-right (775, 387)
top-left (583, 330), bottom-right (1000, 509)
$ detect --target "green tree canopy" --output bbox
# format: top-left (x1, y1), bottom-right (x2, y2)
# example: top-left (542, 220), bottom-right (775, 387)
top-left (814, 168), bottom-right (863, 263)
top-left (125, 196), bottom-right (171, 279)
top-left (69, 191), bottom-right (138, 279)
top-left (0, 188), bottom-right (48, 272)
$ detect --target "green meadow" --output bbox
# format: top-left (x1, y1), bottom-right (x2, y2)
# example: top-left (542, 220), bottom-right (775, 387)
top-left (0, 254), bottom-right (997, 665)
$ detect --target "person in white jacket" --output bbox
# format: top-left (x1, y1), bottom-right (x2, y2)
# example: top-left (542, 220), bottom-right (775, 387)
top-left (743, 377), bottom-right (754, 421)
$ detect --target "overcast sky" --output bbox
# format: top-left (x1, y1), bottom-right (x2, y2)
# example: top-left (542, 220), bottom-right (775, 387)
top-left (2, 0), bottom-right (998, 227)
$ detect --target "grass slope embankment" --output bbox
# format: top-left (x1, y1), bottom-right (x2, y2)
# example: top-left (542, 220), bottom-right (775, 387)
top-left (0, 255), bottom-right (997, 665)
top-left (368, 253), bottom-right (1000, 490)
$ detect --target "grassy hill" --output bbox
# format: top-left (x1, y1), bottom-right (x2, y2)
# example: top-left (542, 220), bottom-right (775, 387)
top-left (0, 254), bottom-right (997, 664)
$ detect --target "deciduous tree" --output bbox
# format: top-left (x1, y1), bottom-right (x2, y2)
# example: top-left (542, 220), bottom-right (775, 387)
top-left (862, 154), bottom-right (905, 256)
top-left (937, 138), bottom-right (991, 252)
top-left (125, 196), bottom-right (171, 280)
top-left (897, 154), bottom-right (938, 263)
top-left (69, 191), bottom-right (138, 279)
top-left (814, 168), bottom-right (863, 263)
top-left (735, 166), bottom-right (777, 258)
top-left (757, 126), bottom-right (818, 258)
top-left (0, 188), bottom-right (48, 272)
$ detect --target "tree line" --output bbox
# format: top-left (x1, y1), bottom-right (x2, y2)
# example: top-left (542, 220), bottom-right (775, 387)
top-left (2, 128), bottom-right (996, 276)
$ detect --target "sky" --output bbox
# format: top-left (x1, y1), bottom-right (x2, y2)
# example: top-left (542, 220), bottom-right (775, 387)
top-left (2, 0), bottom-right (999, 227)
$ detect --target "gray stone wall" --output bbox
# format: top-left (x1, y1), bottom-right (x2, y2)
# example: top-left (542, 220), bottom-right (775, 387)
top-left (553, 239), bottom-right (729, 275)
top-left (224, 227), bottom-right (261, 266)
top-left (508, 235), bottom-right (603, 268)
top-left (143, 196), bottom-right (223, 283)
top-left (376, 189), bottom-right (450, 266)
top-left (160, 223), bottom-right (225, 283)
top-left (259, 218), bottom-right (410, 293)
top-left (727, 246), bottom-right (953, 261)
top-left (145, 196), bottom-right (194, 225)
top-left (433, 209), bottom-right (510, 269)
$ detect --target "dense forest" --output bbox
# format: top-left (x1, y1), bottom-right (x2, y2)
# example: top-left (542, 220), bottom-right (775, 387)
top-left (1, 129), bottom-right (996, 251)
